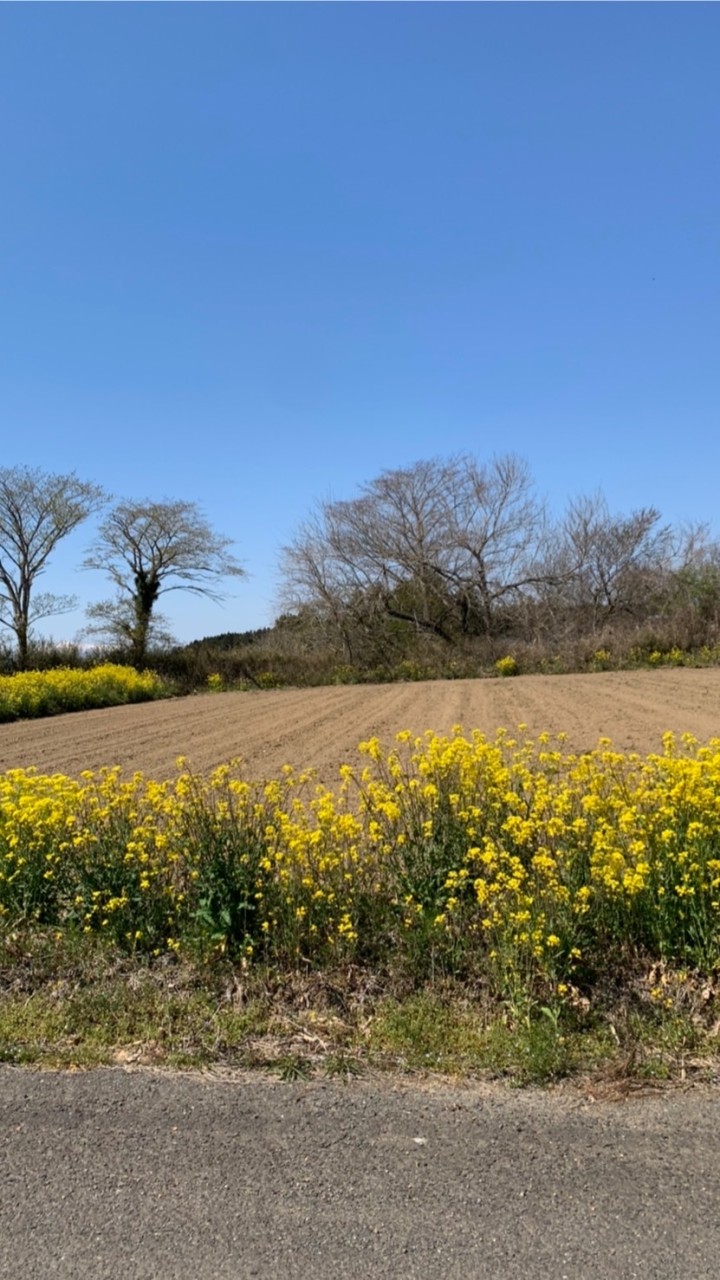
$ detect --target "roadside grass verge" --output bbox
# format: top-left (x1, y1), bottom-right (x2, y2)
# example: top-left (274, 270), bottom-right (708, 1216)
top-left (1, 931), bottom-right (717, 1086)
top-left (2, 728), bottom-right (720, 1085)
top-left (0, 664), bottom-right (170, 722)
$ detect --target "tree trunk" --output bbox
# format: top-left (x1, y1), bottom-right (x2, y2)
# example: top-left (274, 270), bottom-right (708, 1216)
top-left (130, 572), bottom-right (161, 669)
top-left (15, 616), bottom-right (29, 672)
top-left (130, 616), bottom-right (150, 669)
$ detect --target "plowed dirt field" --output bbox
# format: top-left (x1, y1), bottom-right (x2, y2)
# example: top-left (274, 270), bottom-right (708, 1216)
top-left (0, 668), bottom-right (719, 783)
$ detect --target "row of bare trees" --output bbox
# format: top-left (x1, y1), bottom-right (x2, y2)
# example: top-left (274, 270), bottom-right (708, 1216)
top-left (3, 457), bottom-right (717, 679)
top-left (0, 468), bottom-right (243, 669)
top-left (279, 455), bottom-right (720, 665)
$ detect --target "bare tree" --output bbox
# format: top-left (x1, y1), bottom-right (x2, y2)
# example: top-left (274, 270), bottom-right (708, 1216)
top-left (668, 522), bottom-right (720, 640)
top-left (557, 494), bottom-right (673, 633)
top-left (85, 500), bottom-right (244, 667)
top-left (280, 514), bottom-right (364, 661)
top-left (0, 467), bottom-right (105, 669)
top-left (280, 459), bottom-right (460, 652)
top-left (279, 455), bottom-right (548, 649)
top-left (440, 454), bottom-right (548, 634)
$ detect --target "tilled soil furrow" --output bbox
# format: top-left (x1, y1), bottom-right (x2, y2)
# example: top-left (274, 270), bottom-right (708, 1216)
top-left (0, 669), bottom-right (718, 783)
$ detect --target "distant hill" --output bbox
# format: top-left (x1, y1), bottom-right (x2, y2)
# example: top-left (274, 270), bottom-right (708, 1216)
top-left (185, 629), bottom-right (271, 651)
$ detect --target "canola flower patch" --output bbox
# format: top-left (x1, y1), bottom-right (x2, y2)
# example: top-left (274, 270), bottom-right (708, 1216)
top-left (0, 664), bottom-right (167, 722)
top-left (1, 728), bottom-right (720, 1007)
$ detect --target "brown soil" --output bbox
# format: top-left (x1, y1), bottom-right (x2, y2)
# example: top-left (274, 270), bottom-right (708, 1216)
top-left (0, 668), bottom-right (719, 783)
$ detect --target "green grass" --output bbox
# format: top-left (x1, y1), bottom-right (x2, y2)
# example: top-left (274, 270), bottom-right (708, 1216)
top-left (366, 991), bottom-right (614, 1083)
top-left (2, 929), bottom-right (717, 1086)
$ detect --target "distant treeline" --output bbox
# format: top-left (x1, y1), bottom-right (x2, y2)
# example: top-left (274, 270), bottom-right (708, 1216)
top-left (4, 454), bottom-right (720, 689)
top-left (187, 629), bottom-right (272, 651)
top-left (188, 452), bottom-right (719, 690)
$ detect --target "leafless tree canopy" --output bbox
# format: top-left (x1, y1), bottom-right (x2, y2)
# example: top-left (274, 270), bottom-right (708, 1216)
top-left (279, 455), bottom-right (720, 664)
top-left (85, 499), bottom-right (244, 667)
top-left (280, 455), bottom-right (549, 654)
top-left (0, 467), bottom-right (105, 668)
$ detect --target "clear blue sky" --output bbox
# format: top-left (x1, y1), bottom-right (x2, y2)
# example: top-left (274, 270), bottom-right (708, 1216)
top-left (1, 4), bottom-right (718, 645)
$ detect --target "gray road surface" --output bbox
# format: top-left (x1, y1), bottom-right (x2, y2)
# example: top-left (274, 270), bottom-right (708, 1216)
top-left (1, 1066), bottom-right (718, 1279)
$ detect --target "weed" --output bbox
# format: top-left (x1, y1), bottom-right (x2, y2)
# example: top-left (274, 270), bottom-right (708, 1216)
top-left (276, 1053), bottom-right (312, 1082)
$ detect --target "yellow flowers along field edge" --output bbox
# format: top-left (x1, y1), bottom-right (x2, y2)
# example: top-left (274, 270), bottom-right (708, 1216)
top-left (2, 726), bottom-right (720, 1014)
top-left (0, 664), bottom-right (167, 721)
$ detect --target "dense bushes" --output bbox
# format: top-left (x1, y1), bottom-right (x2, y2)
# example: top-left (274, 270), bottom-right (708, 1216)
top-left (150, 629), bottom-right (720, 694)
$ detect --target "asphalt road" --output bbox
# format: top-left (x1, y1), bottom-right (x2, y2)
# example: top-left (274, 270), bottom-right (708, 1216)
top-left (1, 1066), bottom-right (718, 1279)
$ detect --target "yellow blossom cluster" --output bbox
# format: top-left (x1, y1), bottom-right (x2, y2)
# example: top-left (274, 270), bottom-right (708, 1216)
top-left (0, 664), bottom-right (167, 721)
top-left (1, 728), bottom-right (719, 1001)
